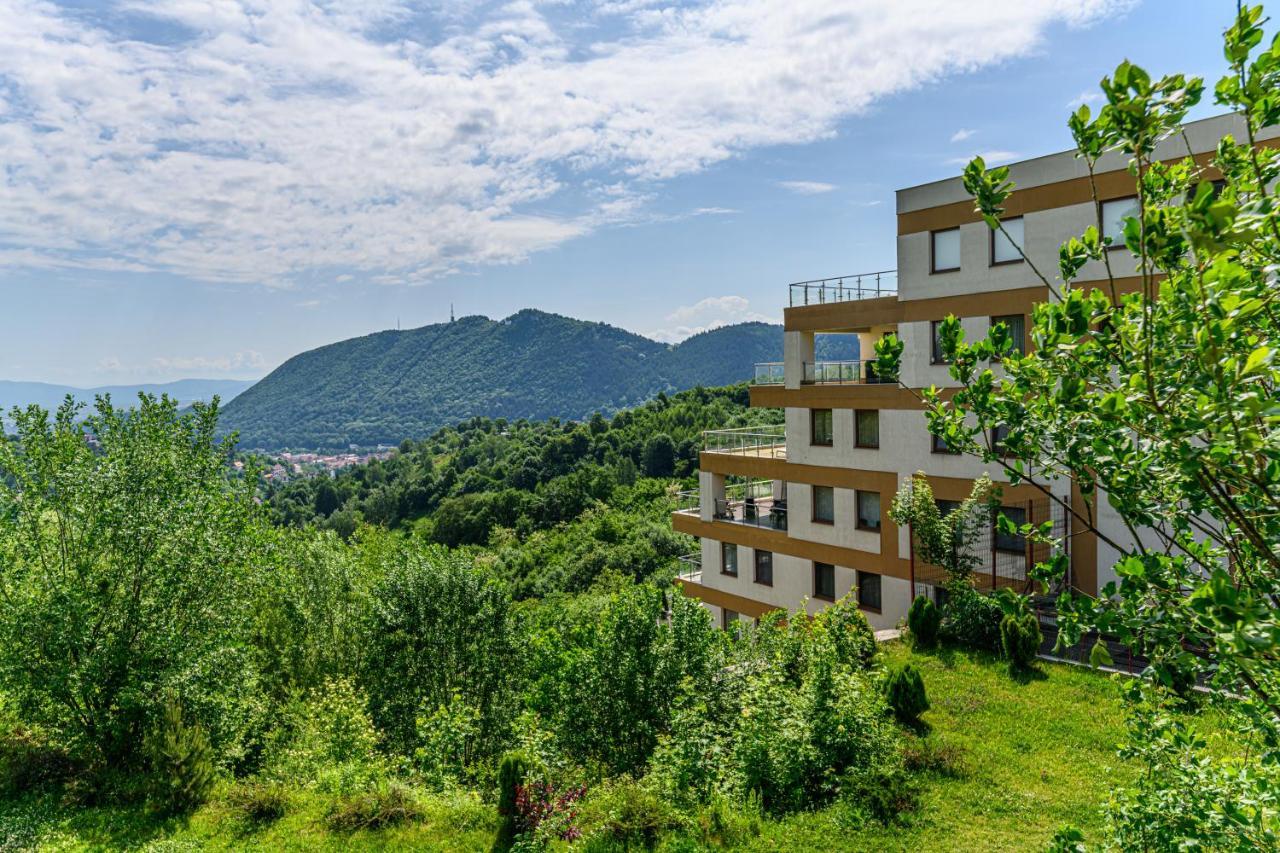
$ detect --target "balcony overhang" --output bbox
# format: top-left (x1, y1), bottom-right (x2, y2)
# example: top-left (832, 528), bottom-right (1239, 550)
top-left (749, 383), bottom-right (953, 410)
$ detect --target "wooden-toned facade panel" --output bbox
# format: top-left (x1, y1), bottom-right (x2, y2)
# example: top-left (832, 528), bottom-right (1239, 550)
top-left (749, 384), bottom-right (947, 410)
top-left (674, 578), bottom-right (781, 619)
top-left (782, 277), bottom-right (1145, 334)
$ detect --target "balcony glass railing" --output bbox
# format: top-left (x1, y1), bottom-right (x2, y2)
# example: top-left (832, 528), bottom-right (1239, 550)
top-left (801, 359), bottom-right (895, 385)
top-left (702, 425), bottom-right (785, 457)
top-left (676, 481), bottom-right (789, 532)
top-left (753, 362), bottom-right (785, 384)
top-left (789, 270), bottom-right (896, 307)
top-left (676, 552), bottom-right (702, 583)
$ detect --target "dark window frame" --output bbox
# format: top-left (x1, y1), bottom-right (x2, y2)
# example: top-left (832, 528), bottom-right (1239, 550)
top-left (855, 490), bottom-right (881, 532)
top-left (810, 408), bottom-right (834, 447)
top-left (930, 226), bottom-right (961, 274)
top-left (989, 215), bottom-right (1025, 267)
top-left (753, 549), bottom-right (773, 586)
top-left (930, 319), bottom-right (950, 365)
top-left (989, 313), bottom-right (1027, 360)
top-left (811, 484), bottom-right (835, 525)
top-left (720, 541), bottom-right (738, 576)
top-left (990, 423), bottom-right (1011, 457)
top-left (813, 561), bottom-right (836, 601)
top-left (1099, 195), bottom-right (1139, 251)
top-left (857, 570), bottom-right (882, 613)
top-left (854, 409), bottom-right (880, 449)
top-left (931, 432), bottom-right (960, 455)
top-left (993, 505), bottom-right (1028, 554)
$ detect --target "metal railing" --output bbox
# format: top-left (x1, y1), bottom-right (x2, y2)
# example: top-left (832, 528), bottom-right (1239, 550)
top-left (753, 362), bottom-right (785, 384)
top-left (674, 481), bottom-right (789, 531)
top-left (801, 359), bottom-right (897, 384)
top-left (677, 552), bottom-right (702, 583)
top-left (789, 270), bottom-right (897, 307)
top-left (702, 425), bottom-right (785, 457)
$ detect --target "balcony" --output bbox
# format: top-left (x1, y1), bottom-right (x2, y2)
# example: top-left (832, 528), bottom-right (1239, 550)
top-left (675, 480), bottom-right (789, 531)
top-left (676, 552), bottom-right (701, 583)
top-left (702, 425), bottom-right (785, 459)
top-left (751, 359), bottom-right (896, 386)
top-left (789, 270), bottom-right (896, 307)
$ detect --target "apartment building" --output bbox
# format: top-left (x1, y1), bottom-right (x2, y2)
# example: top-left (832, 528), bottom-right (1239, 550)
top-left (672, 113), bottom-right (1280, 631)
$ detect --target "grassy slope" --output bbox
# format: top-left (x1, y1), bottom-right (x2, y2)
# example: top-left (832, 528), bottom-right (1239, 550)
top-left (0, 643), bottom-right (1231, 852)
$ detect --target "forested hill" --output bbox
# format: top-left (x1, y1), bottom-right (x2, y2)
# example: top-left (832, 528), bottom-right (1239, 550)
top-left (221, 309), bottom-right (795, 449)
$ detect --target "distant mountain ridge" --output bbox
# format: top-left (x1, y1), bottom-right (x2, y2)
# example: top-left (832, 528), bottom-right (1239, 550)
top-left (0, 378), bottom-right (256, 415)
top-left (221, 309), bottom-right (855, 450)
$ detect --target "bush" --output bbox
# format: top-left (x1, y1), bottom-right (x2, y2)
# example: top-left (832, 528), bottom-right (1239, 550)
top-left (262, 678), bottom-right (385, 795)
top-left (884, 664), bottom-right (929, 724)
top-left (145, 691), bottom-right (217, 815)
top-left (576, 777), bottom-right (679, 848)
top-left (0, 716), bottom-right (78, 797)
top-left (816, 595), bottom-right (877, 669)
top-left (326, 781), bottom-right (423, 832)
top-left (839, 762), bottom-right (921, 827)
top-left (223, 779), bottom-right (291, 824)
top-left (940, 587), bottom-right (1003, 651)
top-left (1000, 613), bottom-right (1042, 670)
top-left (496, 750), bottom-right (531, 850)
top-left (902, 737), bottom-right (967, 778)
top-left (907, 596), bottom-right (941, 649)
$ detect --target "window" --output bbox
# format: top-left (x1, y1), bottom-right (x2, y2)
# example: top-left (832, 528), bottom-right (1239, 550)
top-left (810, 408), bottom-right (833, 446)
top-left (812, 485), bottom-right (835, 524)
top-left (990, 423), bottom-right (1011, 456)
top-left (930, 320), bottom-right (949, 365)
top-left (857, 571), bottom-right (882, 611)
top-left (931, 227), bottom-right (961, 273)
top-left (721, 542), bottom-right (738, 576)
top-left (990, 216), bottom-right (1025, 265)
top-left (990, 314), bottom-right (1026, 357)
top-left (856, 490), bottom-right (881, 532)
top-left (994, 505), bottom-right (1028, 553)
top-left (814, 562), bottom-right (836, 601)
top-left (935, 498), bottom-right (961, 517)
top-left (722, 608), bottom-right (739, 632)
top-left (931, 432), bottom-right (959, 454)
top-left (855, 409), bottom-right (880, 448)
top-left (1100, 196), bottom-right (1139, 248)
top-left (754, 550), bottom-right (773, 586)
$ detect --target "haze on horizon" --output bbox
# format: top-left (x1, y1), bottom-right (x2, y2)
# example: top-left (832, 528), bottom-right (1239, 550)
top-left (0, 0), bottom-right (1238, 386)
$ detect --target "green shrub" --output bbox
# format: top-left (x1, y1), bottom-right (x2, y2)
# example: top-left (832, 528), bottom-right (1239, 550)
top-left (577, 777), bottom-right (683, 848)
top-left (884, 664), bottom-right (929, 724)
top-left (940, 587), bottom-right (1003, 651)
top-left (816, 594), bottom-right (877, 669)
top-left (902, 736), bottom-right (967, 778)
top-left (326, 781), bottom-right (423, 832)
top-left (838, 762), bottom-right (921, 827)
top-left (496, 750), bottom-right (531, 850)
top-left (1000, 613), bottom-right (1042, 670)
top-left (907, 596), bottom-right (941, 649)
top-left (263, 678), bottom-right (385, 795)
top-left (145, 691), bottom-right (217, 815)
top-left (223, 779), bottom-right (291, 824)
top-left (0, 717), bottom-right (77, 797)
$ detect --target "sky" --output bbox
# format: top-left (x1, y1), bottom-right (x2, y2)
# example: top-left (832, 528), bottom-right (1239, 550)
top-left (0, 0), bottom-right (1252, 386)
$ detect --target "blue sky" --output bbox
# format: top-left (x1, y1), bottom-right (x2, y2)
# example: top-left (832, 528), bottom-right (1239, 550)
top-left (0, 0), bottom-right (1249, 385)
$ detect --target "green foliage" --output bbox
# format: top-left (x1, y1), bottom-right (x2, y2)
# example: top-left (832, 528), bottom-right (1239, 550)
top-left (907, 596), bottom-right (942, 649)
top-left (888, 473), bottom-right (994, 587)
top-left (576, 776), bottom-right (683, 848)
top-left (222, 779), bottom-right (292, 825)
top-left (940, 587), bottom-right (1003, 652)
top-left (0, 394), bottom-right (263, 767)
top-left (144, 691), bottom-right (217, 816)
top-left (325, 781), bottom-right (423, 832)
top-left (495, 750), bottom-right (530, 849)
top-left (413, 691), bottom-right (481, 789)
top-left (362, 542), bottom-right (515, 758)
top-left (641, 432), bottom-right (676, 477)
top-left (221, 310), bottom-right (789, 449)
top-left (999, 613), bottom-right (1042, 671)
top-left (1102, 697), bottom-right (1280, 850)
top-left (884, 665), bottom-right (930, 724)
top-left (263, 678), bottom-right (385, 796)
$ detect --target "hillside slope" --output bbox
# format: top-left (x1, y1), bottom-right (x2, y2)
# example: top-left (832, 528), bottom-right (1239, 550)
top-left (221, 310), bottom-right (788, 449)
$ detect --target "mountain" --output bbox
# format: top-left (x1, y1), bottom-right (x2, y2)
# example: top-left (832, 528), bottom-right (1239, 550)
top-left (221, 310), bottom-right (797, 450)
top-left (0, 378), bottom-right (257, 415)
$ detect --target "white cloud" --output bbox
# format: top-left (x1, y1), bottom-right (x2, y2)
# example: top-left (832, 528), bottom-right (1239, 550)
top-left (777, 180), bottom-right (837, 195)
top-left (945, 150), bottom-right (1022, 166)
top-left (950, 128), bottom-right (976, 142)
top-left (0, 0), bottom-right (1132, 285)
top-left (652, 295), bottom-right (773, 342)
top-left (1068, 90), bottom-right (1104, 108)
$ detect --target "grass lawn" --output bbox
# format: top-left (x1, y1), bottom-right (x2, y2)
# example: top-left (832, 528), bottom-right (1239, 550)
top-left (0, 642), bottom-right (1231, 851)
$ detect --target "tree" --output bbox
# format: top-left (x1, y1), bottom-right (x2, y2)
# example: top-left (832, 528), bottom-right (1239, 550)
top-left (0, 395), bottom-right (262, 766)
top-left (874, 0), bottom-right (1280, 831)
top-left (888, 473), bottom-right (994, 590)
top-left (641, 433), bottom-right (676, 478)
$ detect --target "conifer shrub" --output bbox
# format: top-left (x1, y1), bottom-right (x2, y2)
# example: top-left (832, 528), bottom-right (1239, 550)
top-left (907, 596), bottom-right (941, 649)
top-left (145, 691), bottom-right (217, 815)
top-left (496, 750), bottom-right (531, 849)
top-left (1000, 612), bottom-right (1043, 670)
top-left (883, 664), bottom-right (929, 724)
